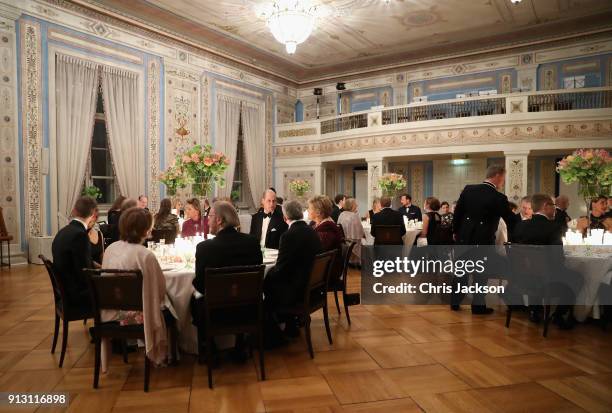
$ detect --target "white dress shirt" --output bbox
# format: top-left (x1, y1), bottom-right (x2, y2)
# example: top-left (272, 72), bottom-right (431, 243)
top-left (260, 216), bottom-right (271, 247)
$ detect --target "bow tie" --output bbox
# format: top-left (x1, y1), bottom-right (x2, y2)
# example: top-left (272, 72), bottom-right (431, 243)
top-left (263, 212), bottom-right (273, 219)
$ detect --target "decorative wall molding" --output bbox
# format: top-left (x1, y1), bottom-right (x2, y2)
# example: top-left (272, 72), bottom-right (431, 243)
top-left (278, 128), bottom-right (317, 138)
top-left (147, 57), bottom-right (161, 211)
top-left (505, 152), bottom-right (529, 202)
top-left (282, 170), bottom-right (314, 202)
top-left (274, 121), bottom-right (612, 158)
top-left (19, 19), bottom-right (43, 238)
top-left (0, 18), bottom-right (19, 246)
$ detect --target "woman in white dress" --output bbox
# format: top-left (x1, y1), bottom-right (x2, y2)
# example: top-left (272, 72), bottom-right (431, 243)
top-left (102, 207), bottom-right (169, 369)
top-left (337, 198), bottom-right (365, 265)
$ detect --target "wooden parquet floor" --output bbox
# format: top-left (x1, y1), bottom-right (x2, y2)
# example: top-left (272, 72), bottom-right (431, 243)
top-left (0, 265), bottom-right (611, 412)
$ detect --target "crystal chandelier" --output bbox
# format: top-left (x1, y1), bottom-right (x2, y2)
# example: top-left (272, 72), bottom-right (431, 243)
top-left (261, 0), bottom-right (317, 54)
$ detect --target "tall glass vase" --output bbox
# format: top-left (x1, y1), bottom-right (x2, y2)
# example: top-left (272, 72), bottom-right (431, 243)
top-left (579, 182), bottom-right (600, 214)
top-left (192, 179), bottom-right (211, 198)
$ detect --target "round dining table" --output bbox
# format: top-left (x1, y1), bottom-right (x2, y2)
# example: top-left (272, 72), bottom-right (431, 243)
top-left (162, 252), bottom-right (277, 354)
top-left (565, 250), bottom-right (612, 322)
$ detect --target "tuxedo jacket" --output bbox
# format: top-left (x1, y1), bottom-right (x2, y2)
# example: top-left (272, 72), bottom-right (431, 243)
top-left (554, 207), bottom-right (570, 233)
top-left (250, 208), bottom-right (288, 249)
top-left (371, 208), bottom-right (406, 238)
top-left (398, 204), bottom-right (422, 221)
top-left (193, 227), bottom-right (262, 294)
top-left (513, 214), bottom-right (563, 246)
top-left (331, 205), bottom-right (344, 223)
top-left (264, 220), bottom-right (322, 305)
top-left (453, 182), bottom-right (515, 245)
top-left (51, 220), bottom-right (93, 305)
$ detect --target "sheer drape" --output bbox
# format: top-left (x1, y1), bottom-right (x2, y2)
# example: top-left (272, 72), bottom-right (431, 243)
top-left (101, 66), bottom-right (143, 198)
top-left (241, 103), bottom-right (266, 207)
top-left (215, 95), bottom-right (241, 198)
top-left (55, 54), bottom-right (99, 223)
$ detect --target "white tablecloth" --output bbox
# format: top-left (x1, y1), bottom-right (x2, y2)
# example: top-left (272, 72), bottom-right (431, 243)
top-left (565, 253), bottom-right (612, 322)
top-left (163, 257), bottom-right (276, 354)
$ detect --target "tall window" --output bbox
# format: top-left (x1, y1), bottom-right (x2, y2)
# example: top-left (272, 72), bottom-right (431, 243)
top-left (231, 118), bottom-right (244, 204)
top-left (86, 89), bottom-right (117, 204)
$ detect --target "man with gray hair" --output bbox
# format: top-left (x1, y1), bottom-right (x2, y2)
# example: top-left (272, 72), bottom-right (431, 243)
top-left (193, 201), bottom-right (262, 294)
top-left (554, 194), bottom-right (571, 233)
top-left (250, 189), bottom-right (288, 249)
top-left (265, 200), bottom-right (322, 311)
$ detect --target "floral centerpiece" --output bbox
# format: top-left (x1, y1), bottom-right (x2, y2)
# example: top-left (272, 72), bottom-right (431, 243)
top-left (158, 164), bottom-right (189, 196)
top-left (378, 173), bottom-right (407, 196)
top-left (177, 144), bottom-right (230, 197)
top-left (82, 185), bottom-right (102, 200)
top-left (557, 148), bottom-right (612, 210)
top-left (288, 179), bottom-right (311, 197)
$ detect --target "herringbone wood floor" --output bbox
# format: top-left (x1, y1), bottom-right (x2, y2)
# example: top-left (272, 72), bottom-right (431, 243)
top-left (0, 264), bottom-right (611, 412)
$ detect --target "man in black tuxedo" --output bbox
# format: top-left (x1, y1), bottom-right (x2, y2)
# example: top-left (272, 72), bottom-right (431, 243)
top-left (398, 194), bottom-right (422, 222)
top-left (331, 194), bottom-right (345, 223)
top-left (250, 189), bottom-right (288, 249)
top-left (51, 196), bottom-right (98, 312)
top-left (265, 200), bottom-right (322, 308)
top-left (452, 165), bottom-right (515, 314)
top-left (554, 195), bottom-right (571, 234)
top-left (512, 194), bottom-right (582, 329)
top-left (193, 201), bottom-right (262, 294)
top-left (371, 196), bottom-right (406, 240)
top-left (192, 201), bottom-right (263, 360)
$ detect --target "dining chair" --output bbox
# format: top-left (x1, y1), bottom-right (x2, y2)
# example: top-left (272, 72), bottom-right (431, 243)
top-left (200, 265), bottom-right (266, 388)
top-left (0, 207), bottom-right (12, 268)
top-left (373, 225), bottom-right (404, 245)
top-left (39, 255), bottom-right (93, 368)
top-left (276, 250), bottom-right (336, 358)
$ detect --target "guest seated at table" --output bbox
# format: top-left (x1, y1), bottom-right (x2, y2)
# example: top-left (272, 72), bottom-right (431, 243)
top-left (420, 197), bottom-right (452, 245)
top-left (106, 195), bottom-right (126, 244)
top-left (153, 198), bottom-right (180, 236)
top-left (398, 194), bottom-right (422, 222)
top-left (181, 198), bottom-right (208, 237)
top-left (264, 200), bottom-right (322, 326)
top-left (518, 196), bottom-right (533, 221)
top-left (331, 194), bottom-right (345, 223)
top-left (440, 201), bottom-right (454, 228)
top-left (512, 193), bottom-right (583, 329)
top-left (192, 201), bottom-right (262, 361)
top-left (88, 207), bottom-right (104, 267)
top-left (193, 201), bottom-right (262, 294)
top-left (52, 196), bottom-right (98, 313)
top-left (174, 200), bottom-right (185, 219)
top-left (368, 197), bottom-right (382, 221)
top-left (250, 189), bottom-right (287, 249)
top-left (554, 195), bottom-right (571, 234)
top-left (508, 201), bottom-right (518, 214)
top-left (338, 198), bottom-right (365, 264)
top-left (576, 195), bottom-right (612, 234)
top-left (371, 196), bottom-right (406, 239)
top-left (309, 195), bottom-right (344, 251)
top-left (138, 195), bottom-right (149, 212)
top-left (102, 207), bottom-right (170, 366)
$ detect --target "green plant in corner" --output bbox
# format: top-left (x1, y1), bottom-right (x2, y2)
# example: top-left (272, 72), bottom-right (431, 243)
top-left (82, 185), bottom-right (102, 200)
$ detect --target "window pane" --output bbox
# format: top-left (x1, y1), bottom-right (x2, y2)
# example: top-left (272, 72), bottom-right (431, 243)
top-left (96, 91), bottom-right (104, 114)
top-left (92, 121), bottom-right (107, 149)
top-left (91, 149), bottom-right (107, 176)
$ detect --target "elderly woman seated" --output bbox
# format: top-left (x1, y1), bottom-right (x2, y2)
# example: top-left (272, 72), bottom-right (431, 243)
top-left (337, 198), bottom-right (365, 265)
top-left (102, 207), bottom-right (170, 369)
top-left (308, 195), bottom-right (345, 252)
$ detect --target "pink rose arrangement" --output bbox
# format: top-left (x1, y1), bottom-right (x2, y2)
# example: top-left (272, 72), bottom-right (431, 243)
top-left (175, 144), bottom-right (230, 197)
top-left (557, 148), bottom-right (611, 205)
top-left (378, 173), bottom-right (407, 195)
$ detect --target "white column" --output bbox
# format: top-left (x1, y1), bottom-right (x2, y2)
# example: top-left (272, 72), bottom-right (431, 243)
top-left (504, 151), bottom-right (530, 204)
top-left (392, 84), bottom-right (407, 106)
top-left (366, 157), bottom-right (388, 208)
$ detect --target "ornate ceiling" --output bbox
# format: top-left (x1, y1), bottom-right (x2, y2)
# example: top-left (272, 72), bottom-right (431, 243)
top-left (74, 0), bottom-right (612, 83)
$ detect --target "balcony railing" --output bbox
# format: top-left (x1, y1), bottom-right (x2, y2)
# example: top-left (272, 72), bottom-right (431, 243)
top-left (528, 89), bottom-right (612, 112)
top-left (279, 87), bottom-right (612, 139)
top-left (382, 97), bottom-right (506, 126)
top-left (321, 113), bottom-right (368, 134)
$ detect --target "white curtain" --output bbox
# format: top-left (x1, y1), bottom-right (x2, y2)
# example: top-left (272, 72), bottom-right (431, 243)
top-left (101, 66), bottom-right (143, 198)
top-left (241, 102), bottom-right (266, 207)
top-left (216, 95), bottom-right (242, 198)
top-left (55, 54), bottom-right (99, 222)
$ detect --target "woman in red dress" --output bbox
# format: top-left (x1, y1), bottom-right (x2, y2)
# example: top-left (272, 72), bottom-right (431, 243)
top-left (308, 195), bottom-right (344, 251)
top-left (181, 198), bottom-right (209, 237)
